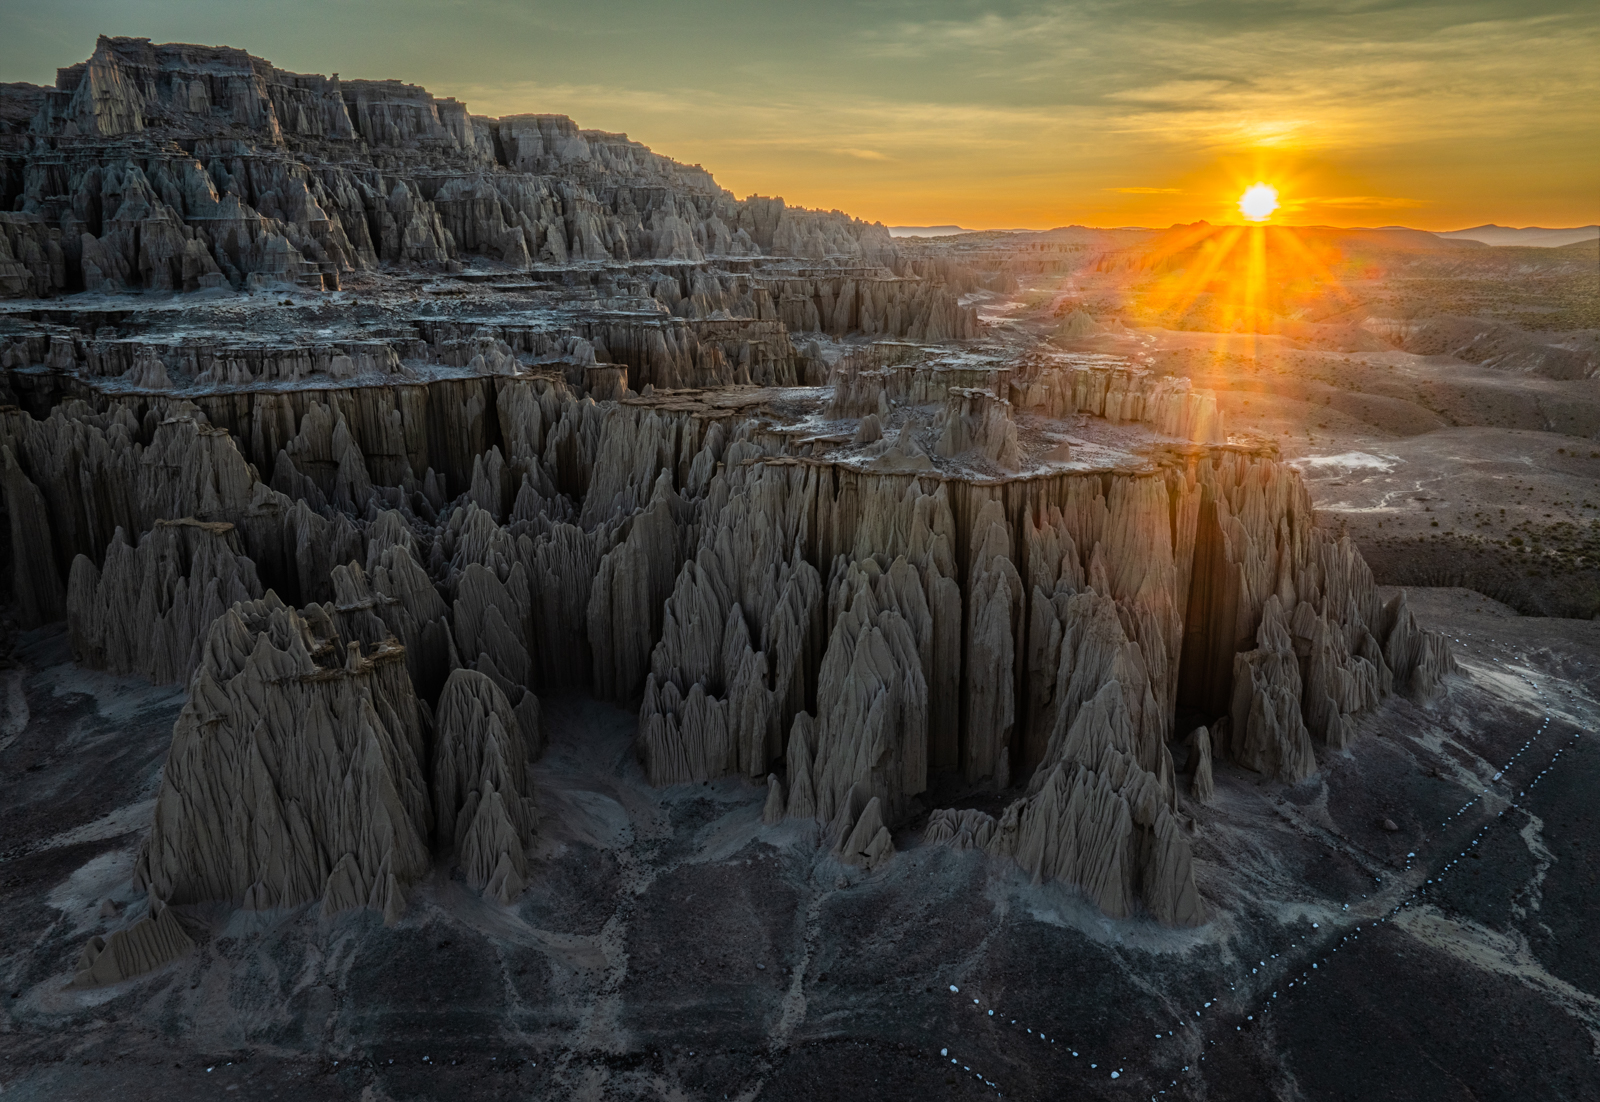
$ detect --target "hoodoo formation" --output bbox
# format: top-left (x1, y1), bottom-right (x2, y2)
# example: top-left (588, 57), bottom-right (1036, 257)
top-left (1, 40), bottom-right (1455, 992)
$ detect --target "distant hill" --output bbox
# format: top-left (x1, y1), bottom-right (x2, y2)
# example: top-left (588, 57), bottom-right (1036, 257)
top-left (1126, 223), bottom-right (1470, 261)
top-left (1037, 225), bottom-right (1157, 243)
top-left (1435, 225), bottom-right (1600, 248)
top-left (890, 222), bottom-right (1600, 247)
top-left (889, 225), bottom-right (974, 237)
top-left (1300, 225), bottom-right (1476, 251)
top-left (888, 225), bottom-right (1032, 237)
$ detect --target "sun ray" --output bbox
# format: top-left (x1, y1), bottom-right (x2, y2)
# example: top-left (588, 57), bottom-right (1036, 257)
top-left (1267, 224), bottom-right (1361, 309)
top-left (1124, 177), bottom-right (1361, 342)
top-left (1144, 224), bottom-right (1245, 324)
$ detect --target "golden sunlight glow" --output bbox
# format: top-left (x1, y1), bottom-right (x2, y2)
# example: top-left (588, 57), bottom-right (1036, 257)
top-left (1238, 183), bottom-right (1280, 222)
top-left (1133, 219), bottom-right (1355, 351)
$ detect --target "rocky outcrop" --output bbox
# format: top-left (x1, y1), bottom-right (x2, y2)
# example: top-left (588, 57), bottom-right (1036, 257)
top-left (826, 349), bottom-right (1005, 419)
top-left (7, 357), bottom-right (1452, 935)
top-left (963, 501), bottom-right (1023, 781)
top-left (432, 669), bottom-right (539, 903)
top-left (1011, 363), bottom-right (1226, 444)
top-left (524, 521), bottom-right (610, 693)
top-left (330, 553), bottom-right (457, 703)
top-left (1, 443), bottom-right (66, 626)
top-left (1177, 452), bottom-right (1453, 781)
top-left (1377, 590), bottom-right (1458, 700)
top-left (1027, 588), bottom-right (1169, 787)
top-left (862, 419), bottom-right (937, 472)
top-left (925, 807), bottom-right (1003, 851)
top-left (135, 595), bottom-right (433, 923)
top-left (69, 896), bottom-right (195, 987)
top-left (758, 271), bottom-right (976, 341)
top-left (0, 400), bottom-right (325, 602)
top-left (1005, 746), bottom-right (1201, 924)
top-left (761, 774), bottom-right (786, 824)
top-left (579, 405), bottom-right (703, 528)
top-left (639, 459), bottom-right (822, 784)
top-left (1227, 596), bottom-right (1318, 782)
top-left (0, 213), bottom-right (67, 297)
top-left (451, 553), bottom-right (534, 691)
top-left (587, 473), bottom-right (693, 700)
top-left (1051, 308), bottom-right (1099, 341)
top-left (926, 747), bottom-right (1201, 925)
top-left (831, 790), bottom-right (895, 871)
top-left (0, 38), bottom-right (947, 303)
top-left (790, 556), bottom-right (932, 826)
top-left (1018, 472), bottom-right (1183, 780)
top-left (981, 558), bottom-right (1199, 921)
top-left (937, 389), bottom-right (1020, 470)
top-left (67, 519), bottom-right (263, 684)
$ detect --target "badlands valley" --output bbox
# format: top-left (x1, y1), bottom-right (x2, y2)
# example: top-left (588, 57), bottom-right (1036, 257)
top-left (1, 36), bottom-right (1597, 1101)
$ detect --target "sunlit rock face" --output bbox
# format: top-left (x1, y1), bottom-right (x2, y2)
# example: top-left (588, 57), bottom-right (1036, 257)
top-left (0, 38), bottom-right (1456, 995)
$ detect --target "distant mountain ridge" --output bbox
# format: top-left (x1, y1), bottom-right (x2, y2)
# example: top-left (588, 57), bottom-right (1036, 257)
top-left (889, 225), bottom-right (1032, 237)
top-left (894, 222), bottom-right (1599, 248)
top-left (1435, 225), bottom-right (1599, 248)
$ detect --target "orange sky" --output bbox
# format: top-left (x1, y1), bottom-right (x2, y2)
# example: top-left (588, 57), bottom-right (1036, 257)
top-left (6, 1), bottom-right (1598, 229)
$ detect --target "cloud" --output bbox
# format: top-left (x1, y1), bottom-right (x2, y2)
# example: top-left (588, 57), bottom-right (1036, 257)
top-left (1103, 79), bottom-right (1242, 107)
top-left (833, 148), bottom-right (891, 161)
top-left (1108, 187), bottom-right (1182, 194)
top-left (1288, 195), bottom-right (1429, 210)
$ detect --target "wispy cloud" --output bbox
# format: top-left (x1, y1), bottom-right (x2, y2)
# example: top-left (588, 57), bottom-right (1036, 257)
top-left (1287, 195), bottom-right (1429, 211)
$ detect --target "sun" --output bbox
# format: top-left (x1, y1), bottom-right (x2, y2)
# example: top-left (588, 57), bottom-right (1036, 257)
top-left (1238, 183), bottom-right (1279, 222)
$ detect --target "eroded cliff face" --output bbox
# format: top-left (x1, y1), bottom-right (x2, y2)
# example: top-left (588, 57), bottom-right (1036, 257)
top-left (0, 331), bottom-right (1453, 957)
top-left (0, 37), bottom-right (984, 421)
top-left (0, 36), bottom-right (976, 312)
top-left (136, 595), bottom-right (435, 922)
top-left (67, 517), bottom-right (263, 683)
top-left (0, 38), bottom-right (1454, 988)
